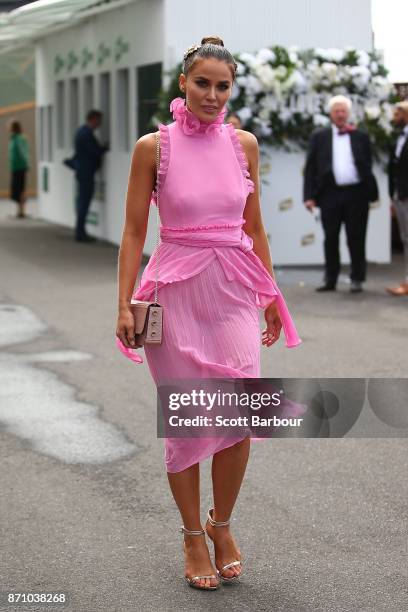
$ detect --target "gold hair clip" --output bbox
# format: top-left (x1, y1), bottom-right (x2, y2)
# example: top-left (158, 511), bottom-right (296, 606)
top-left (184, 44), bottom-right (201, 60)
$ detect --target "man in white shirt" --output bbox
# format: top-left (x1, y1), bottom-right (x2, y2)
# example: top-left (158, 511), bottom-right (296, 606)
top-left (386, 101), bottom-right (408, 296)
top-left (303, 95), bottom-right (378, 293)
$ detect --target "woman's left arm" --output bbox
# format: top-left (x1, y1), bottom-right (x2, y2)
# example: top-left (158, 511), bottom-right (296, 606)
top-left (238, 130), bottom-right (282, 346)
top-left (239, 130), bottom-right (275, 281)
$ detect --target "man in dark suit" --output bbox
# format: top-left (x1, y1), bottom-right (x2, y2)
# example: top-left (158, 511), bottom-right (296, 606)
top-left (386, 101), bottom-right (408, 296)
top-left (303, 95), bottom-right (378, 293)
top-left (74, 109), bottom-right (109, 242)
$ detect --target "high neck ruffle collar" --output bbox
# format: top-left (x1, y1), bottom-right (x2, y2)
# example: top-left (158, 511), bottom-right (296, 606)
top-left (170, 97), bottom-right (227, 136)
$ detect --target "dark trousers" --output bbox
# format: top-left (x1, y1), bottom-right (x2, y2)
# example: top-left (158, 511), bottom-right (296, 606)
top-left (75, 176), bottom-right (95, 239)
top-left (319, 183), bottom-right (370, 285)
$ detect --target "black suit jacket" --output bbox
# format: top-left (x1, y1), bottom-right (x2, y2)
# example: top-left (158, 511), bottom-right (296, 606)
top-left (388, 134), bottom-right (408, 200)
top-left (303, 126), bottom-right (378, 204)
top-left (74, 125), bottom-right (108, 180)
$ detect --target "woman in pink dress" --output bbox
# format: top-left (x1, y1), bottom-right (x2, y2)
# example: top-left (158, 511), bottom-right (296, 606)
top-left (116, 36), bottom-right (302, 591)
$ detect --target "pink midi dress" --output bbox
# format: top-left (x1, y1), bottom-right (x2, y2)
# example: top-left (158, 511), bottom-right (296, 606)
top-left (116, 96), bottom-right (303, 473)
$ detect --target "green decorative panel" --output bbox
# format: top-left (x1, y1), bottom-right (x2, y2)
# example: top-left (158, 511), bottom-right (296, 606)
top-left (137, 62), bottom-right (162, 137)
top-left (81, 47), bottom-right (94, 69)
top-left (67, 51), bottom-right (79, 71)
top-left (97, 43), bottom-right (111, 66)
top-left (54, 54), bottom-right (64, 75)
top-left (42, 166), bottom-right (48, 192)
top-left (114, 36), bottom-right (130, 62)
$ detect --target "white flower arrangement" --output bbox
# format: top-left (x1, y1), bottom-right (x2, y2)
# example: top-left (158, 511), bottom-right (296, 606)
top-left (160, 45), bottom-right (398, 155)
top-left (226, 45), bottom-right (398, 154)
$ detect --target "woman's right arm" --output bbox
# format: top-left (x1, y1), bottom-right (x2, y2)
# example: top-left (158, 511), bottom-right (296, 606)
top-left (116, 132), bottom-right (157, 348)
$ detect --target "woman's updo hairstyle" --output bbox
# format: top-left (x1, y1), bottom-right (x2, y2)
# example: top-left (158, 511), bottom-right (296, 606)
top-left (183, 35), bottom-right (237, 82)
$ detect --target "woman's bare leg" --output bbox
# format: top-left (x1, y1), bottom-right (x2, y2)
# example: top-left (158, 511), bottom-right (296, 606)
top-left (206, 436), bottom-right (251, 578)
top-left (167, 463), bottom-right (218, 588)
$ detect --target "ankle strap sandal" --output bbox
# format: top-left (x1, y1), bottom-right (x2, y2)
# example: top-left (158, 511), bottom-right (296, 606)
top-left (180, 526), bottom-right (219, 590)
top-left (205, 508), bottom-right (243, 582)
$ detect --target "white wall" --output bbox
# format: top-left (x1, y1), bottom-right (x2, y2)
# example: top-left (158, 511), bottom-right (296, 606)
top-left (259, 150), bottom-right (390, 265)
top-left (163, 0), bottom-right (373, 78)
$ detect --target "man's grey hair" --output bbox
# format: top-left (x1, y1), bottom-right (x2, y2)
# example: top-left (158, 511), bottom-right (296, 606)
top-left (328, 95), bottom-right (352, 112)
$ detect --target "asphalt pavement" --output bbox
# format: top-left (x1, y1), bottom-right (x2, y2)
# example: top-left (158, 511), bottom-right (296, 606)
top-left (0, 201), bottom-right (407, 612)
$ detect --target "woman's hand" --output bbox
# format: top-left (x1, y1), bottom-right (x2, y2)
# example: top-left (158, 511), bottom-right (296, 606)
top-left (116, 307), bottom-right (136, 348)
top-left (262, 302), bottom-right (282, 347)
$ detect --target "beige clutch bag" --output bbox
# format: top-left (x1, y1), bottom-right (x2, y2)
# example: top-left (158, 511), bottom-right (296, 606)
top-left (130, 131), bottom-right (163, 346)
top-left (130, 300), bottom-right (163, 347)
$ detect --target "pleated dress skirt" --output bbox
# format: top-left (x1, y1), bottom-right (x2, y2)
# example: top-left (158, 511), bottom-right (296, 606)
top-left (144, 255), bottom-right (261, 473)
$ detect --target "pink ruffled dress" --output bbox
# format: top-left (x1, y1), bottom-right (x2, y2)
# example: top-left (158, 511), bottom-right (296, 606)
top-left (117, 97), bottom-right (303, 472)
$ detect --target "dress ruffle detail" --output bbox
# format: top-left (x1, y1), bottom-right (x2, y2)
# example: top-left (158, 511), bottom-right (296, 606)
top-left (161, 221), bottom-right (244, 232)
top-left (170, 96), bottom-right (227, 136)
top-left (226, 123), bottom-right (255, 195)
top-left (150, 123), bottom-right (170, 206)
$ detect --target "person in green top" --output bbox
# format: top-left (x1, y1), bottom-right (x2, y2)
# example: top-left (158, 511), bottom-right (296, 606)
top-left (8, 120), bottom-right (30, 218)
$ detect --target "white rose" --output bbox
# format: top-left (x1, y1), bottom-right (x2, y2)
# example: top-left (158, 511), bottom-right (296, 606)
top-left (238, 52), bottom-right (257, 68)
top-left (321, 62), bottom-right (337, 74)
top-left (275, 65), bottom-right (287, 80)
top-left (364, 104), bottom-right (381, 120)
top-left (357, 50), bottom-right (370, 67)
top-left (229, 82), bottom-right (241, 101)
top-left (236, 75), bottom-right (249, 88)
top-left (381, 102), bottom-right (394, 121)
top-left (313, 113), bottom-right (330, 127)
top-left (236, 107), bottom-right (252, 123)
top-left (314, 47), bottom-right (327, 59)
top-left (349, 65), bottom-right (370, 88)
top-left (279, 108), bottom-right (293, 122)
top-left (378, 114), bottom-right (393, 134)
top-left (289, 52), bottom-right (298, 64)
top-left (334, 85), bottom-right (348, 95)
top-left (290, 69), bottom-right (308, 93)
top-left (254, 64), bottom-right (276, 90)
top-left (259, 107), bottom-right (270, 121)
top-left (272, 79), bottom-right (283, 99)
top-left (329, 48), bottom-right (345, 63)
top-left (255, 48), bottom-right (276, 64)
top-left (260, 94), bottom-right (277, 111)
top-left (235, 61), bottom-right (246, 76)
top-left (373, 75), bottom-right (387, 87)
top-left (247, 73), bottom-right (264, 94)
top-left (259, 122), bottom-right (273, 137)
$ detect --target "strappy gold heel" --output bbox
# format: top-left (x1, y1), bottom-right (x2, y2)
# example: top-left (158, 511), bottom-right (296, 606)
top-left (180, 526), bottom-right (220, 590)
top-left (205, 508), bottom-right (243, 582)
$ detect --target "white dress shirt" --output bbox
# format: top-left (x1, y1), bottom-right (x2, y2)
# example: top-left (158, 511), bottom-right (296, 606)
top-left (331, 124), bottom-right (360, 186)
top-left (395, 125), bottom-right (408, 158)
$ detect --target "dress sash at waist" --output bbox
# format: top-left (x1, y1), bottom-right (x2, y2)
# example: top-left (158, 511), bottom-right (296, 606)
top-left (160, 219), bottom-right (253, 252)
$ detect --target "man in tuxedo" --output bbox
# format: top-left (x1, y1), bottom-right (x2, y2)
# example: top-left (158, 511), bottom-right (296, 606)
top-left (386, 101), bottom-right (408, 296)
top-left (303, 95), bottom-right (378, 293)
top-left (74, 110), bottom-right (109, 242)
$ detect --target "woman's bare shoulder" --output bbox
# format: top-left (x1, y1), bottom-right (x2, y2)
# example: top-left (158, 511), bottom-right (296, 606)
top-left (233, 129), bottom-right (259, 167)
top-left (131, 131), bottom-right (159, 168)
top-left (133, 131), bottom-right (159, 151)
top-left (234, 128), bottom-right (258, 149)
